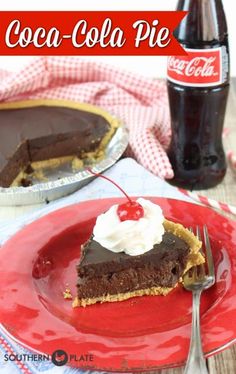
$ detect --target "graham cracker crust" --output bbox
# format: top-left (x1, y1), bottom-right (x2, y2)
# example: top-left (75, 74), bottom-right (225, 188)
top-left (73, 285), bottom-right (174, 307)
top-left (163, 219), bottom-right (205, 271)
top-left (11, 152), bottom-right (105, 187)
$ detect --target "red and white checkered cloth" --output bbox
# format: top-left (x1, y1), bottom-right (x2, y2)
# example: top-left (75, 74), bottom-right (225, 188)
top-left (0, 56), bottom-right (173, 179)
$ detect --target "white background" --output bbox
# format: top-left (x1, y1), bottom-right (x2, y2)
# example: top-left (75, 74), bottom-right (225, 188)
top-left (0, 0), bottom-right (234, 77)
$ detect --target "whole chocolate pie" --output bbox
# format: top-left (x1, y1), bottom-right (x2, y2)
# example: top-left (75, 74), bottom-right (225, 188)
top-left (0, 100), bottom-right (118, 187)
top-left (73, 198), bottom-right (204, 307)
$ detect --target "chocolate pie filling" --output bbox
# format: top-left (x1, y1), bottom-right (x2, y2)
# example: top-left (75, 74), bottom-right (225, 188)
top-left (77, 232), bottom-right (190, 300)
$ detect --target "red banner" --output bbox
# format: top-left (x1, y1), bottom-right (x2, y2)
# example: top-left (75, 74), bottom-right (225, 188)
top-left (0, 11), bottom-right (187, 56)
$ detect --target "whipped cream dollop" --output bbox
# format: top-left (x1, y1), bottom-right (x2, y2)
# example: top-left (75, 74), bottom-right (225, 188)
top-left (93, 198), bottom-right (165, 256)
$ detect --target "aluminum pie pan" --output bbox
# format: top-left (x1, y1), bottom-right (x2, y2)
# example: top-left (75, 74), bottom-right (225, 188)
top-left (0, 125), bottom-right (129, 206)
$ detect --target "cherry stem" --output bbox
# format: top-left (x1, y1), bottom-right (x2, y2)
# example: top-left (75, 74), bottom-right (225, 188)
top-left (87, 168), bottom-right (132, 203)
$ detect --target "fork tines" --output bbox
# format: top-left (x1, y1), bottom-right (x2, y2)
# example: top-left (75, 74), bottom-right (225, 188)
top-left (191, 225), bottom-right (215, 285)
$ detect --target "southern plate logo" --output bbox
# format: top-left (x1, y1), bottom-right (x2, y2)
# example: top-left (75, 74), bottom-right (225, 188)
top-left (51, 350), bottom-right (68, 366)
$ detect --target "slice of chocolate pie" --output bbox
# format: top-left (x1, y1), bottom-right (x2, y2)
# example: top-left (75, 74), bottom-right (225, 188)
top-left (73, 198), bottom-right (204, 307)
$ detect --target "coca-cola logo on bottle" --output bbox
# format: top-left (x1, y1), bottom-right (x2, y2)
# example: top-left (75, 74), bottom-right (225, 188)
top-left (167, 47), bottom-right (223, 86)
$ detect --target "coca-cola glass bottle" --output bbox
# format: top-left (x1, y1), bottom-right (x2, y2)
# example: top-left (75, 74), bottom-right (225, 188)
top-left (167, 0), bottom-right (230, 190)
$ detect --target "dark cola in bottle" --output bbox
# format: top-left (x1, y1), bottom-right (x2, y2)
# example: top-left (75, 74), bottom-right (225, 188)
top-left (167, 0), bottom-right (230, 190)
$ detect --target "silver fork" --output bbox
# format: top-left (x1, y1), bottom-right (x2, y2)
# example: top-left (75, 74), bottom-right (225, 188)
top-left (183, 225), bottom-right (215, 374)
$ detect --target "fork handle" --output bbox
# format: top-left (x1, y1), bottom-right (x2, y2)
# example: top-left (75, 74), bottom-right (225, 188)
top-left (184, 290), bottom-right (208, 374)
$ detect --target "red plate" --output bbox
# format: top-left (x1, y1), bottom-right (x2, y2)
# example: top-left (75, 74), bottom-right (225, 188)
top-left (0, 197), bottom-right (236, 372)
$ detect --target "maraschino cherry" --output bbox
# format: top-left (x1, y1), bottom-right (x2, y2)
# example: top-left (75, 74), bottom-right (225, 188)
top-left (87, 168), bottom-right (144, 222)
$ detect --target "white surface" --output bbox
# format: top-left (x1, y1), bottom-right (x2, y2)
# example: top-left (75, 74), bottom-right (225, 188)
top-left (0, 158), bottom-right (192, 245)
top-left (0, 0), bottom-right (235, 77)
